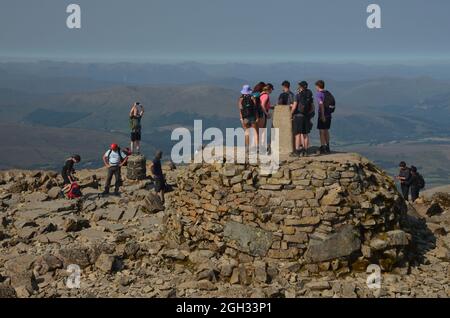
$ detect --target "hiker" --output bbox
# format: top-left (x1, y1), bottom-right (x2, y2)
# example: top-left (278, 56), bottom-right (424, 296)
top-left (396, 161), bottom-right (411, 201)
top-left (407, 166), bottom-right (426, 202)
top-left (102, 144), bottom-right (128, 196)
top-left (151, 150), bottom-right (166, 204)
top-left (278, 81), bottom-right (295, 106)
top-left (238, 85), bottom-right (259, 148)
top-left (315, 80), bottom-right (336, 154)
top-left (61, 155), bottom-right (81, 185)
top-left (129, 102), bottom-right (144, 154)
top-left (291, 81), bottom-right (314, 157)
top-left (260, 83), bottom-right (274, 151)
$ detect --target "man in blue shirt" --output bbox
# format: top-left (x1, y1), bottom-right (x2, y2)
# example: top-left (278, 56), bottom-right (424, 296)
top-left (102, 143), bottom-right (128, 196)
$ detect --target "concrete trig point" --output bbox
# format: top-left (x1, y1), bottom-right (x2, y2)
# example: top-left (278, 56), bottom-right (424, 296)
top-left (272, 105), bottom-right (293, 156)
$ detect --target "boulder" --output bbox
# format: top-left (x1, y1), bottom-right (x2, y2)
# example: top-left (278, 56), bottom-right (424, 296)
top-left (224, 221), bottom-right (273, 257)
top-left (304, 225), bottom-right (361, 263)
top-left (142, 193), bottom-right (164, 213)
top-left (95, 254), bottom-right (117, 274)
top-left (0, 284), bottom-right (17, 298)
top-left (48, 187), bottom-right (62, 200)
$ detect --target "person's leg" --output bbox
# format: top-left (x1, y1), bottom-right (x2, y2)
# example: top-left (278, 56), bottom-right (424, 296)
top-left (325, 129), bottom-right (330, 152)
top-left (104, 167), bottom-right (113, 194)
top-left (295, 134), bottom-right (301, 151)
top-left (251, 124), bottom-right (259, 148)
top-left (401, 184), bottom-right (409, 201)
top-left (411, 188), bottom-right (419, 202)
top-left (304, 134), bottom-right (310, 152)
top-left (259, 116), bottom-right (267, 149)
top-left (114, 167), bottom-right (122, 194)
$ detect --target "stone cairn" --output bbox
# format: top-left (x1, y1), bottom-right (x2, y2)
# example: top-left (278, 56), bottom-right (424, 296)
top-left (166, 153), bottom-right (411, 282)
top-left (126, 155), bottom-right (147, 180)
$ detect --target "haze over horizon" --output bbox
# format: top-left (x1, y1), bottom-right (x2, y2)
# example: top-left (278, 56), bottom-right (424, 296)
top-left (1, 0), bottom-right (450, 65)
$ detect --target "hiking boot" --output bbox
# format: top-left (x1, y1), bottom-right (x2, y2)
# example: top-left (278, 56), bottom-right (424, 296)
top-left (326, 144), bottom-right (331, 154)
top-left (319, 146), bottom-right (327, 155)
top-left (100, 191), bottom-right (110, 197)
top-left (303, 148), bottom-right (309, 157)
top-left (113, 192), bottom-right (121, 197)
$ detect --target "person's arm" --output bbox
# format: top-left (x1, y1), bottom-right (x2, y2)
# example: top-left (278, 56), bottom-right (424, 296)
top-left (119, 152), bottom-right (128, 167)
top-left (238, 97), bottom-right (243, 121)
top-left (261, 95), bottom-right (270, 117)
top-left (291, 101), bottom-right (298, 115)
top-left (139, 106), bottom-right (145, 117)
top-left (103, 155), bottom-right (110, 168)
top-left (129, 106), bottom-right (135, 117)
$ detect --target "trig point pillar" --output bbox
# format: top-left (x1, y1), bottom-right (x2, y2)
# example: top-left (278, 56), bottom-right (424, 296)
top-left (126, 155), bottom-right (147, 180)
top-left (272, 105), bottom-right (293, 155)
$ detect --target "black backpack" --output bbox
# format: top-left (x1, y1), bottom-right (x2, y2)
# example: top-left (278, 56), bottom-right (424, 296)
top-left (323, 90), bottom-right (336, 114)
top-left (417, 174), bottom-right (426, 189)
top-left (297, 90), bottom-right (314, 115)
top-left (240, 94), bottom-right (256, 118)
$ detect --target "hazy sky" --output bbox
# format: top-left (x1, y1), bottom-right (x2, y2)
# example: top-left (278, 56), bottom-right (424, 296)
top-left (0, 0), bottom-right (449, 63)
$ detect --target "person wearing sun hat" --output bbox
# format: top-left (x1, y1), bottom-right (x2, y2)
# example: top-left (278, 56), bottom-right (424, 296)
top-left (238, 85), bottom-right (259, 148)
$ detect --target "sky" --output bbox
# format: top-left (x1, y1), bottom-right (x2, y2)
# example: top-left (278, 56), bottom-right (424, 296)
top-left (0, 0), bottom-right (449, 64)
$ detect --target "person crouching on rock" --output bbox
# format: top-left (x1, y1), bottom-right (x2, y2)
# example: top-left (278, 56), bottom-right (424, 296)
top-left (151, 150), bottom-right (166, 204)
top-left (61, 155), bottom-right (81, 186)
top-left (102, 144), bottom-right (128, 196)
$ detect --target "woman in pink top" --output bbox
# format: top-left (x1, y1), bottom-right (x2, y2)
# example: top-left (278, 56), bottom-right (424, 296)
top-left (259, 84), bottom-right (274, 149)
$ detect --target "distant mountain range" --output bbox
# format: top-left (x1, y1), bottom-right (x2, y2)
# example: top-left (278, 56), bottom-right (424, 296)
top-left (1, 61), bottom-right (449, 186)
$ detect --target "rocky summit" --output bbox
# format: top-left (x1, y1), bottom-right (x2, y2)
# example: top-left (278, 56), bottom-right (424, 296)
top-left (0, 153), bottom-right (449, 298)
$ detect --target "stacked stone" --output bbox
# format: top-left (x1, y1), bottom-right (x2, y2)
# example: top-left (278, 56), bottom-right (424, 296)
top-left (126, 155), bottom-right (147, 180)
top-left (167, 153), bottom-right (411, 277)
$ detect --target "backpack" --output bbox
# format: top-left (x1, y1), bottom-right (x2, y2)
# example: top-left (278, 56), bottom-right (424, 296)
top-left (323, 90), bottom-right (336, 114)
top-left (66, 182), bottom-right (82, 199)
top-left (417, 174), bottom-right (426, 189)
top-left (240, 94), bottom-right (256, 118)
top-left (296, 90), bottom-right (314, 115)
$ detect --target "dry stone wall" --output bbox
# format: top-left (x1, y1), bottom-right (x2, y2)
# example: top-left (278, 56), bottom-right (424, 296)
top-left (167, 153), bottom-right (410, 274)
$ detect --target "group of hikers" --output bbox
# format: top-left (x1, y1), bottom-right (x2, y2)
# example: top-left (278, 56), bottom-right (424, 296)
top-left (238, 80), bottom-right (336, 156)
top-left (397, 161), bottom-right (426, 202)
top-left (59, 102), bottom-right (167, 204)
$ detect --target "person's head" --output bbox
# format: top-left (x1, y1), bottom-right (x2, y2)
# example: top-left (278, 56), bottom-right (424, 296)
top-left (315, 80), bottom-right (325, 91)
top-left (281, 81), bottom-right (291, 92)
top-left (263, 83), bottom-right (274, 94)
top-left (155, 150), bottom-right (163, 160)
top-left (299, 81), bottom-right (308, 91)
top-left (253, 82), bottom-right (266, 93)
top-left (73, 155), bottom-right (81, 163)
top-left (240, 84), bottom-right (253, 95)
top-left (399, 161), bottom-right (407, 169)
top-left (111, 143), bottom-right (119, 152)
top-left (410, 166), bottom-right (418, 173)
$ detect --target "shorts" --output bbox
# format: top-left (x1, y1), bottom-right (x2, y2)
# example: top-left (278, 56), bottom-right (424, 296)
top-left (154, 178), bottom-right (166, 192)
top-left (257, 107), bottom-right (265, 120)
top-left (131, 131), bottom-right (141, 142)
top-left (317, 117), bottom-right (332, 130)
top-left (242, 116), bottom-right (257, 128)
top-left (293, 115), bottom-right (312, 135)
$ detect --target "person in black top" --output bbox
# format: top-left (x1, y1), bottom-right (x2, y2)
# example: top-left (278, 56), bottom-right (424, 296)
top-left (396, 161), bottom-right (411, 201)
top-left (151, 150), bottom-right (166, 204)
top-left (406, 166), bottom-right (424, 202)
top-left (61, 155), bottom-right (81, 185)
top-left (278, 81), bottom-right (295, 106)
top-left (291, 81), bottom-right (314, 157)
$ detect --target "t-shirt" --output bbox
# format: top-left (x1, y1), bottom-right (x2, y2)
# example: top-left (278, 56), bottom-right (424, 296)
top-left (104, 150), bottom-right (126, 166)
top-left (152, 158), bottom-right (164, 179)
top-left (399, 168), bottom-right (411, 185)
top-left (316, 90), bottom-right (332, 118)
top-left (278, 91), bottom-right (295, 105)
top-left (260, 93), bottom-right (271, 111)
top-left (62, 159), bottom-right (75, 175)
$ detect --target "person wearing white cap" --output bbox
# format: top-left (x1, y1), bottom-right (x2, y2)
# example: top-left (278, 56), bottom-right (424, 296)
top-left (238, 85), bottom-right (259, 149)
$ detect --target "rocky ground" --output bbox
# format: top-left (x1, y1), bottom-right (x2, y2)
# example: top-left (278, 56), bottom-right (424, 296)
top-left (0, 156), bottom-right (449, 298)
